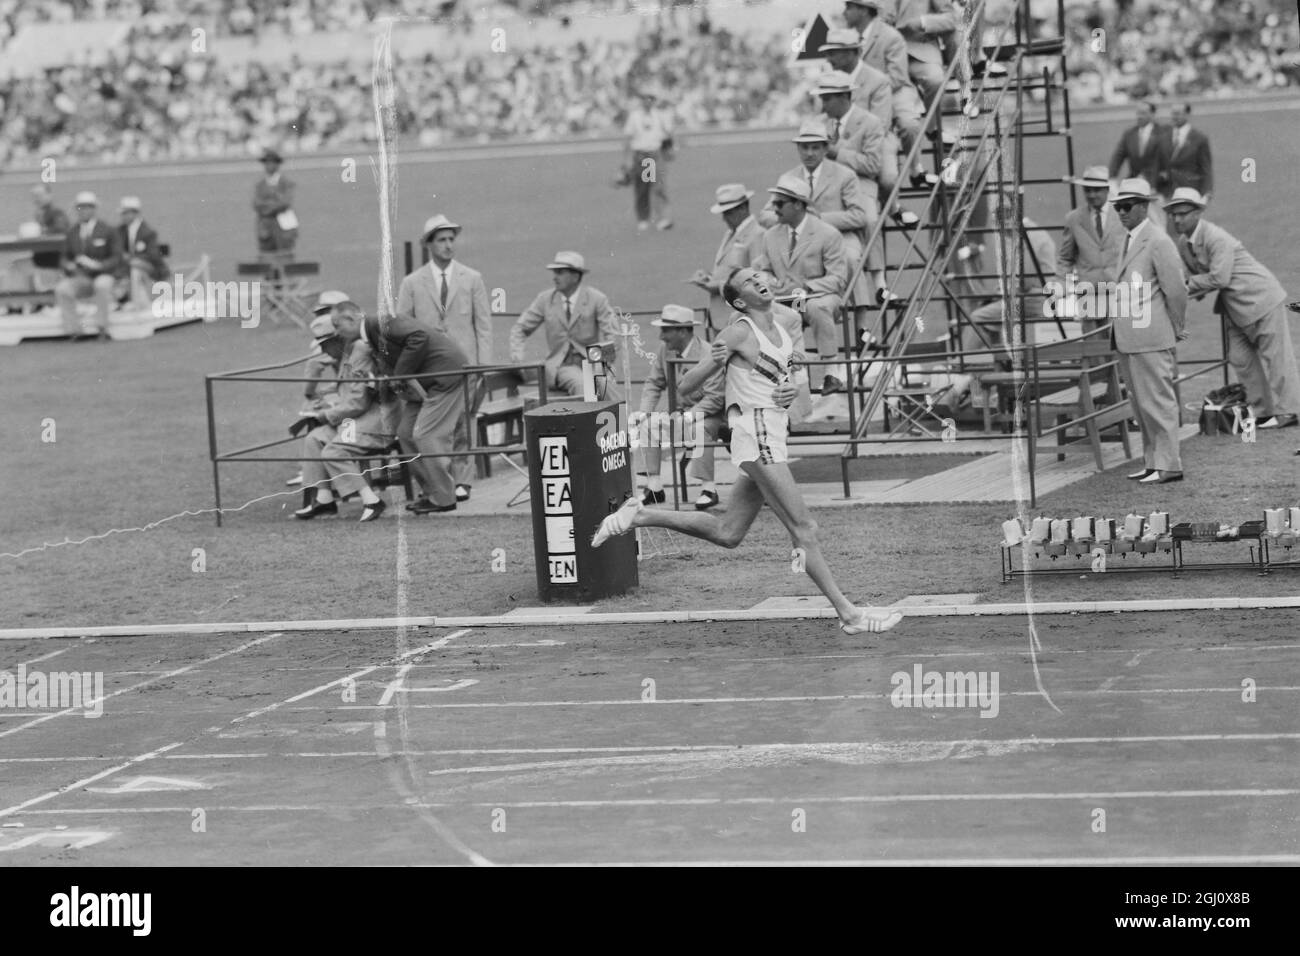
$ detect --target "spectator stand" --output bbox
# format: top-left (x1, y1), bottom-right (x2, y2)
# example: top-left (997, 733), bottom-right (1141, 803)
top-left (203, 351), bottom-right (549, 526)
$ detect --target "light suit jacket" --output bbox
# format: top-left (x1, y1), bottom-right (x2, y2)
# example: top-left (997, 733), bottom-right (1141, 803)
top-left (829, 106), bottom-right (887, 202)
top-left (640, 335), bottom-right (726, 418)
top-left (321, 339), bottom-right (397, 447)
top-left (848, 60), bottom-right (893, 126)
top-left (707, 214), bottom-right (765, 315)
top-left (508, 284), bottom-right (619, 384)
top-left (893, 0), bottom-right (959, 65)
top-left (1179, 219), bottom-right (1286, 327)
top-left (752, 215), bottom-right (849, 299)
top-left (758, 161), bottom-right (869, 237)
top-left (859, 17), bottom-right (911, 92)
top-left (1058, 204), bottom-right (1126, 287)
top-left (1112, 221), bottom-right (1187, 354)
top-left (397, 260), bottom-right (493, 365)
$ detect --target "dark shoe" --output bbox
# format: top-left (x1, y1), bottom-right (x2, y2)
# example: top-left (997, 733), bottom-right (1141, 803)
top-left (359, 499), bottom-right (386, 522)
top-left (910, 171), bottom-right (939, 189)
top-left (890, 210), bottom-right (919, 227)
top-left (641, 488), bottom-right (666, 505)
top-left (1258, 414), bottom-right (1298, 429)
top-left (405, 497), bottom-right (431, 511)
top-left (877, 287), bottom-right (900, 305)
top-left (1139, 470), bottom-right (1184, 484)
top-left (821, 374), bottom-right (845, 395)
top-left (410, 500), bottom-right (456, 514)
top-left (455, 484), bottom-right (471, 501)
top-left (694, 490), bottom-right (720, 510)
top-left (294, 500), bottom-right (338, 519)
top-left (1127, 468), bottom-right (1154, 480)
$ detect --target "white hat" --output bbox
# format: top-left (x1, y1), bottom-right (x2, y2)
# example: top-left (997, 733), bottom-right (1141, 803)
top-left (309, 314), bottom-right (338, 340)
top-left (791, 118), bottom-right (830, 144)
top-left (819, 28), bottom-right (862, 53)
top-left (815, 70), bottom-right (854, 97)
top-left (312, 290), bottom-right (350, 316)
top-left (1071, 165), bottom-right (1110, 189)
top-left (709, 183), bottom-right (754, 214)
top-left (119, 195), bottom-right (142, 211)
top-left (1111, 178), bottom-right (1154, 203)
top-left (650, 304), bottom-right (700, 328)
top-left (420, 214), bottom-right (461, 242)
top-left (546, 251), bottom-right (588, 272)
top-left (1163, 187), bottom-right (1207, 210)
top-left (74, 191), bottom-right (98, 206)
top-left (767, 173), bottom-right (813, 205)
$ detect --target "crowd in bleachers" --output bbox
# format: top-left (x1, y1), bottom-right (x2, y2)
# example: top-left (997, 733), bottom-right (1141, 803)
top-left (0, 0), bottom-right (1297, 164)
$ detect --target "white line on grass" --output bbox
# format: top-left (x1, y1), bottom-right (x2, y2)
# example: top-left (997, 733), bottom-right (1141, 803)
top-left (0, 634), bottom-right (281, 739)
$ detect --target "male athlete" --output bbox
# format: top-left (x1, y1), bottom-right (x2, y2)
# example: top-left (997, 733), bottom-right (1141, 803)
top-left (592, 268), bottom-right (903, 635)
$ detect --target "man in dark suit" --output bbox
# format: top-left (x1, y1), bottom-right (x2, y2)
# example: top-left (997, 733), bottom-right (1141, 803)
top-left (1108, 102), bottom-right (1171, 228)
top-left (361, 312), bottom-right (468, 514)
top-left (252, 149), bottom-right (298, 256)
top-left (31, 185), bottom-right (70, 236)
top-left (115, 196), bottom-right (169, 305)
top-left (55, 191), bottom-right (122, 340)
top-left (1166, 103), bottom-right (1213, 197)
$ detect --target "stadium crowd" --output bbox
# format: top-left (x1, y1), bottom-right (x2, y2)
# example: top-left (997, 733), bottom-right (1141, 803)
top-left (0, 0), bottom-right (1296, 164)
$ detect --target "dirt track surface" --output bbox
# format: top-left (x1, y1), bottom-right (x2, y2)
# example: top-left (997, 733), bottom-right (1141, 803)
top-left (2, 609), bottom-right (1297, 865)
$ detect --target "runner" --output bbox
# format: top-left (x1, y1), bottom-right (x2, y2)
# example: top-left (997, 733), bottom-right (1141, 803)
top-left (593, 268), bottom-right (903, 634)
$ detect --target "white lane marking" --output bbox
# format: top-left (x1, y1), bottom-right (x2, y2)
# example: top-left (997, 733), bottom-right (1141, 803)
top-left (0, 742), bottom-right (183, 819)
top-left (397, 679), bottom-right (479, 693)
top-left (10, 647), bottom-right (75, 668)
top-left (514, 855), bottom-right (1300, 866)
top-left (0, 635), bottom-right (280, 739)
top-left (86, 776), bottom-right (210, 794)
top-left (0, 829), bottom-right (114, 851)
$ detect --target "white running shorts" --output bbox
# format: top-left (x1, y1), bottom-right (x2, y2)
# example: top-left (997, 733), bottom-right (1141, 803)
top-left (728, 405), bottom-right (789, 466)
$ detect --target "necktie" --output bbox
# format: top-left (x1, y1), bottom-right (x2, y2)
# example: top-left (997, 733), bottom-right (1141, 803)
top-left (829, 119), bottom-right (839, 144)
top-left (807, 169), bottom-right (815, 196)
top-left (1094, 210), bottom-right (1103, 239)
top-left (439, 270), bottom-right (448, 309)
top-left (564, 297), bottom-right (572, 324)
top-left (1121, 233), bottom-right (1131, 263)
top-left (789, 225), bottom-right (798, 255)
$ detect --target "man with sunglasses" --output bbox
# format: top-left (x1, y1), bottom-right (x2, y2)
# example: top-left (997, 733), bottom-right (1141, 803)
top-left (1110, 178), bottom-right (1188, 485)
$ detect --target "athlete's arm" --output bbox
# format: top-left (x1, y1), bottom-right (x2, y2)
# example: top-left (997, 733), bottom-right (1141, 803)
top-left (681, 322), bottom-right (750, 395)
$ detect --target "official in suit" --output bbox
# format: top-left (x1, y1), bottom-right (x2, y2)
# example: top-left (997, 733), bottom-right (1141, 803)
top-left (1166, 188), bottom-right (1299, 428)
top-left (362, 311), bottom-right (469, 513)
top-left (115, 196), bottom-right (169, 305)
top-left (1057, 165), bottom-right (1126, 331)
top-left (32, 185), bottom-right (70, 236)
top-left (55, 191), bottom-right (122, 340)
top-left (252, 149), bottom-right (297, 255)
top-left (1107, 103), bottom-right (1171, 228)
top-left (689, 184), bottom-right (765, 321)
top-left (621, 90), bottom-right (673, 232)
top-left (890, 0), bottom-right (960, 108)
top-left (844, 1), bottom-right (931, 190)
top-left (637, 306), bottom-right (727, 510)
top-left (752, 173), bottom-right (850, 394)
top-left (397, 213), bottom-right (493, 502)
top-left (818, 71), bottom-right (897, 343)
top-left (1110, 178), bottom-right (1189, 484)
top-left (508, 251), bottom-right (622, 400)
top-left (293, 305), bottom-right (398, 523)
top-left (1166, 103), bottom-right (1213, 197)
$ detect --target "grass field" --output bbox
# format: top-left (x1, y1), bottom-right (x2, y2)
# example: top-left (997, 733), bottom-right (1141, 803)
top-left (3, 101), bottom-right (1299, 628)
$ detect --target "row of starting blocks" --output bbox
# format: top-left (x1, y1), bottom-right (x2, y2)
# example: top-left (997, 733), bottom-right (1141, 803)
top-left (998, 507), bottom-right (1300, 580)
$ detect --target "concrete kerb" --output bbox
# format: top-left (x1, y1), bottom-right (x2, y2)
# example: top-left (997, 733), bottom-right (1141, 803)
top-left (3, 596), bottom-right (1299, 640)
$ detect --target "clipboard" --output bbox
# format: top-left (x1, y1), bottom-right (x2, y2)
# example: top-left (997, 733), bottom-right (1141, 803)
top-left (276, 209), bottom-right (299, 231)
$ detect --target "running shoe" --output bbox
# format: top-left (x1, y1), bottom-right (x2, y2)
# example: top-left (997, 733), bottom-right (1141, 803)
top-left (591, 497), bottom-right (642, 548)
top-left (841, 607), bottom-right (903, 634)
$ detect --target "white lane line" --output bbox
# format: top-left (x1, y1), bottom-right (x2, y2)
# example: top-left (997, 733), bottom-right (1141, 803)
top-left (320, 685), bottom-right (1300, 710)
top-left (9, 647), bottom-right (75, 668)
top-left (9, 787), bottom-right (1300, 817)
top-left (0, 634), bottom-right (281, 739)
top-left (722, 643), bottom-right (1300, 663)
top-left (519, 855), bottom-right (1300, 866)
top-left (231, 631), bottom-right (466, 725)
top-left (0, 743), bottom-right (184, 819)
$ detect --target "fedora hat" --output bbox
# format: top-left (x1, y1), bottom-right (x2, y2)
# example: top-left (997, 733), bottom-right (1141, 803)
top-left (791, 118), bottom-right (830, 144)
top-left (651, 304), bottom-right (699, 328)
top-left (1111, 177), bottom-right (1154, 203)
top-left (547, 250), bottom-right (587, 272)
top-left (844, 0), bottom-right (881, 7)
top-left (420, 214), bottom-right (461, 242)
top-left (767, 173), bottom-right (812, 205)
top-left (1072, 165), bottom-right (1110, 189)
top-left (313, 290), bottom-right (351, 316)
top-left (709, 183), bottom-right (754, 214)
top-left (1163, 186), bottom-right (1207, 210)
top-left (119, 195), bottom-right (142, 211)
top-left (309, 314), bottom-right (338, 341)
top-left (815, 70), bottom-right (854, 96)
top-left (74, 191), bottom-right (98, 206)
top-left (818, 28), bottom-right (862, 53)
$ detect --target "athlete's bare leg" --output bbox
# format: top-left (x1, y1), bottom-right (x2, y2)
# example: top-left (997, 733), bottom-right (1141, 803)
top-left (737, 460), bottom-right (859, 624)
top-left (625, 468), bottom-right (765, 547)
